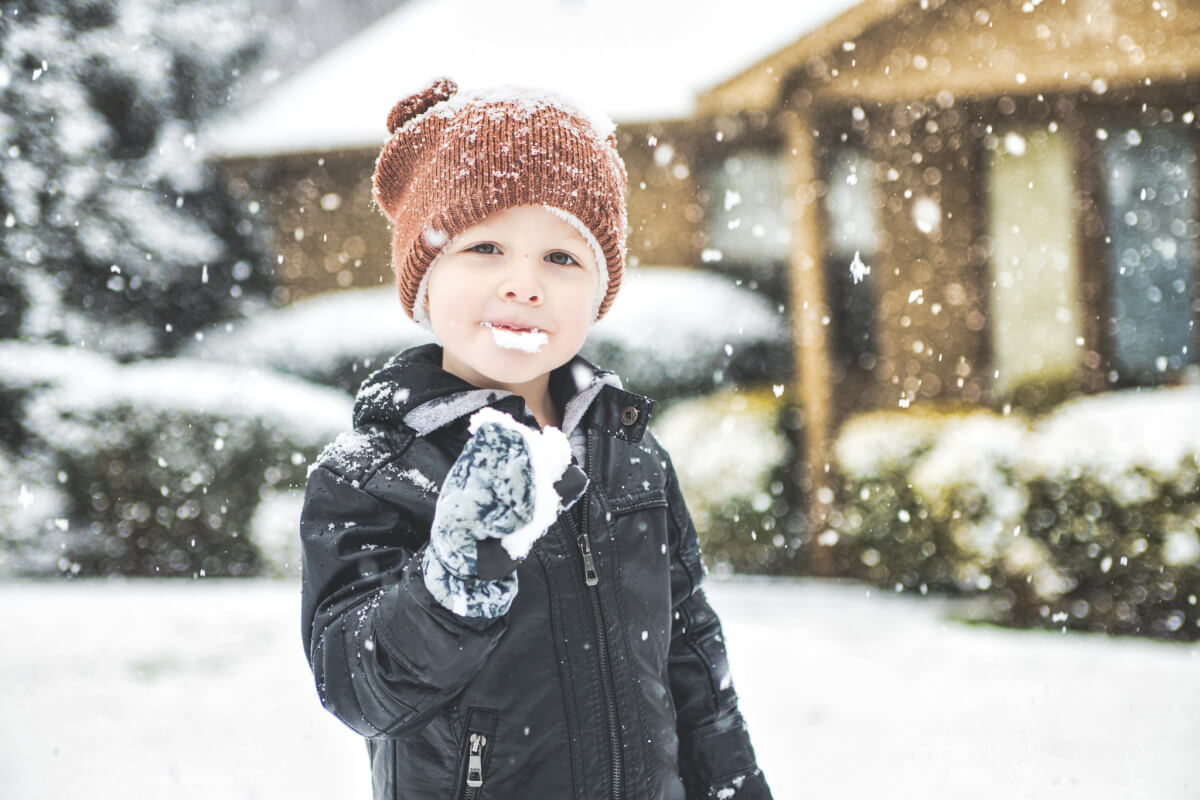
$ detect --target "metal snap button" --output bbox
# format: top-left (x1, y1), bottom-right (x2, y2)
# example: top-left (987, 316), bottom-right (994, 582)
top-left (620, 406), bottom-right (639, 426)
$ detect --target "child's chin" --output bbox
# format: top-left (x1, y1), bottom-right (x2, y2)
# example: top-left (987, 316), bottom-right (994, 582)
top-left (477, 355), bottom-right (550, 385)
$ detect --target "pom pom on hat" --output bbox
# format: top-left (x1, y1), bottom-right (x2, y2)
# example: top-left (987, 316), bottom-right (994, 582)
top-left (372, 76), bottom-right (628, 323)
top-left (386, 77), bottom-right (457, 135)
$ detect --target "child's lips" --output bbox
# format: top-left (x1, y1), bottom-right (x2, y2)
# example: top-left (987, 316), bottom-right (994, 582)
top-left (482, 320), bottom-right (545, 334)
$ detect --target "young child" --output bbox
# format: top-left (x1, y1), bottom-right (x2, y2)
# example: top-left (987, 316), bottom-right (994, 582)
top-left (300, 77), bottom-right (773, 800)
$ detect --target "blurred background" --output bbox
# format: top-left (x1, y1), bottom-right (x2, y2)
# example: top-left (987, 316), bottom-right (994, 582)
top-left (1, 0), bottom-right (1198, 797)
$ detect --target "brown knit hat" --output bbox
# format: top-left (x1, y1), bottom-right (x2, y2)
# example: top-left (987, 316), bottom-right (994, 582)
top-left (373, 77), bottom-right (629, 323)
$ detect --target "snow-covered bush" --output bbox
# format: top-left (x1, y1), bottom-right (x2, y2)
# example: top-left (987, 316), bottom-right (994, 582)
top-left (908, 413), bottom-right (1051, 595)
top-left (586, 267), bottom-right (790, 400)
top-left (185, 287), bottom-right (433, 393)
top-left (186, 267), bottom-right (791, 401)
top-left (1018, 388), bottom-right (1200, 637)
top-left (652, 387), bottom-right (792, 574)
top-left (248, 488), bottom-right (306, 577)
top-left (0, 446), bottom-right (67, 576)
top-left (2, 343), bottom-right (350, 577)
top-left (832, 409), bottom-right (955, 592)
top-left (834, 386), bottom-right (1200, 640)
top-left (0, 342), bottom-right (117, 573)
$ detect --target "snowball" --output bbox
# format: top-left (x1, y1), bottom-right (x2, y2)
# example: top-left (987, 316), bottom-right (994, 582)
top-left (485, 323), bottom-right (548, 353)
top-left (468, 407), bottom-right (571, 560)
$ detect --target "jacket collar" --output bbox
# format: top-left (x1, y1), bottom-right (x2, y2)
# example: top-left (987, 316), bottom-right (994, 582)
top-left (353, 344), bottom-right (653, 442)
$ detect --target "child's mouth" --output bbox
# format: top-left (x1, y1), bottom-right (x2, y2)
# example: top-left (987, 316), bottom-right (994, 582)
top-left (486, 322), bottom-right (538, 333)
top-left (482, 321), bottom-right (549, 353)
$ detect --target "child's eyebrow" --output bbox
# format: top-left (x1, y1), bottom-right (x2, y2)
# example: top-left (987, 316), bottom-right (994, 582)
top-left (456, 237), bottom-right (499, 249)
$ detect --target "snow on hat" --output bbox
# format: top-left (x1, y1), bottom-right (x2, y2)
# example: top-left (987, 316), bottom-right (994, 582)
top-left (372, 77), bottom-right (629, 324)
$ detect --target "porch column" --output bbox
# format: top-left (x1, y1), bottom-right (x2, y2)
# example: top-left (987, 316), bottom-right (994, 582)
top-left (781, 108), bottom-right (835, 577)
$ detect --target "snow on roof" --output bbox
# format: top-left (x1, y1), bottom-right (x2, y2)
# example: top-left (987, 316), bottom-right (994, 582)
top-left (202, 0), bottom-right (864, 158)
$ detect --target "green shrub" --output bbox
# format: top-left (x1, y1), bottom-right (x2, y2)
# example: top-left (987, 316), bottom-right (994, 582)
top-left (832, 387), bottom-right (1200, 640)
top-left (7, 345), bottom-right (351, 577)
top-left (652, 387), bottom-right (795, 574)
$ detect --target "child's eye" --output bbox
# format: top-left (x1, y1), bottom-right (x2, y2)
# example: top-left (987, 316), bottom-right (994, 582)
top-left (467, 242), bottom-right (500, 255)
top-left (546, 251), bottom-right (578, 266)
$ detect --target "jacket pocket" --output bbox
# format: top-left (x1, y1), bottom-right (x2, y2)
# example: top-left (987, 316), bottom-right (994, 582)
top-left (683, 713), bottom-right (763, 799)
top-left (607, 487), bottom-right (668, 516)
top-left (454, 707), bottom-right (497, 800)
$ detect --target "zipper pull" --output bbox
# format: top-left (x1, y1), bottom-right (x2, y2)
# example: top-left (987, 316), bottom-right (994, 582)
top-left (577, 533), bottom-right (599, 586)
top-left (467, 733), bottom-right (486, 788)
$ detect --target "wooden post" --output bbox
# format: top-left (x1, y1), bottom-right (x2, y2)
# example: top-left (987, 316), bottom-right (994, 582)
top-left (781, 108), bottom-right (836, 577)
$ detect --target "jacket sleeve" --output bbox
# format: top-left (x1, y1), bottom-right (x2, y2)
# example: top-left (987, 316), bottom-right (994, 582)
top-left (662, 450), bottom-right (774, 800)
top-left (299, 434), bottom-right (508, 739)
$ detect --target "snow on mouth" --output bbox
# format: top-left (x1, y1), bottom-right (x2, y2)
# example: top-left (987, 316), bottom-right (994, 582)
top-left (482, 322), bottom-right (549, 353)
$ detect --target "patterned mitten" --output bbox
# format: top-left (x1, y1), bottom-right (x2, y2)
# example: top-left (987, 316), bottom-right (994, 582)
top-left (422, 407), bottom-right (586, 617)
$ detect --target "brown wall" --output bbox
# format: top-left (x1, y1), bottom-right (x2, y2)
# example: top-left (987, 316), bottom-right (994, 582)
top-left (219, 123), bottom-right (723, 304)
top-left (616, 121), bottom-right (705, 267)
top-left (820, 99), bottom-right (993, 415)
top-left (220, 148), bottom-right (393, 305)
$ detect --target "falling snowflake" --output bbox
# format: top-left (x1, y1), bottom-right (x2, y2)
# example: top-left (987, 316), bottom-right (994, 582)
top-left (849, 250), bottom-right (870, 284)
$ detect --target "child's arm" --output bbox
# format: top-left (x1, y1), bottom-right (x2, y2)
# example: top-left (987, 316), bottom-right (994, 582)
top-left (299, 415), bottom-right (582, 739)
top-left (299, 432), bottom-right (503, 739)
top-left (661, 447), bottom-right (775, 799)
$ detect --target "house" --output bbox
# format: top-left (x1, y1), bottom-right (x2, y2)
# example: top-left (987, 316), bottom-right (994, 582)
top-left (691, 0), bottom-right (1200, 531)
top-left (202, 0), bottom-right (860, 298)
top-left (205, 0), bottom-right (1200, 560)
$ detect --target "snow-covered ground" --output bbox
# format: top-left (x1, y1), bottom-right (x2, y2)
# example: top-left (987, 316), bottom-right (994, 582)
top-left (2, 577), bottom-right (1196, 799)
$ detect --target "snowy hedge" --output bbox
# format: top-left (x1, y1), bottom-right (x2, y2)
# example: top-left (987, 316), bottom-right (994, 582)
top-left (833, 386), bottom-right (1200, 640)
top-left (184, 288), bottom-right (434, 393)
top-left (652, 387), bottom-right (795, 574)
top-left (186, 267), bottom-right (790, 400)
top-left (0, 343), bottom-right (115, 575)
top-left (1, 343), bottom-right (350, 578)
top-left (585, 268), bottom-right (790, 400)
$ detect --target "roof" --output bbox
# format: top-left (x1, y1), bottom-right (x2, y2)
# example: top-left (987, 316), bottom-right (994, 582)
top-left (700, 0), bottom-right (1200, 112)
top-left (202, 0), bottom-right (865, 159)
top-left (698, 0), bottom-right (910, 113)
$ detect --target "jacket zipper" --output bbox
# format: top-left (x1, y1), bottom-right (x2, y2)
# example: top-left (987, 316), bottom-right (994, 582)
top-left (573, 428), bottom-right (624, 799)
top-left (463, 731), bottom-right (487, 799)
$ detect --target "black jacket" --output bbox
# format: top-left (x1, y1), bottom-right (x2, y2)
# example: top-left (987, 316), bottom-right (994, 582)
top-left (300, 344), bottom-right (771, 799)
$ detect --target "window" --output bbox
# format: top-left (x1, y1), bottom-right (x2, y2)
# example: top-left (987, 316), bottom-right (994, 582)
top-left (986, 126), bottom-right (1083, 397)
top-left (821, 148), bottom-right (880, 368)
top-left (703, 149), bottom-right (791, 288)
top-left (1102, 123), bottom-right (1198, 383)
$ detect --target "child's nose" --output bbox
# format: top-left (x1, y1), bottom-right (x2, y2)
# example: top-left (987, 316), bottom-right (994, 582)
top-left (499, 254), bottom-right (543, 304)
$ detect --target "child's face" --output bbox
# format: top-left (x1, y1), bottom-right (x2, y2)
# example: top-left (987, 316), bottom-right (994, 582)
top-left (425, 204), bottom-right (600, 395)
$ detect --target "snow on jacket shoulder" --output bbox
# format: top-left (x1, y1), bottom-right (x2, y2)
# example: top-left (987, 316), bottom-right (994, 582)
top-left (300, 344), bottom-right (772, 800)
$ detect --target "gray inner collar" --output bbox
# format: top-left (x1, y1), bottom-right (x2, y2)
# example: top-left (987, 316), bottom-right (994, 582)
top-left (400, 370), bottom-right (622, 439)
